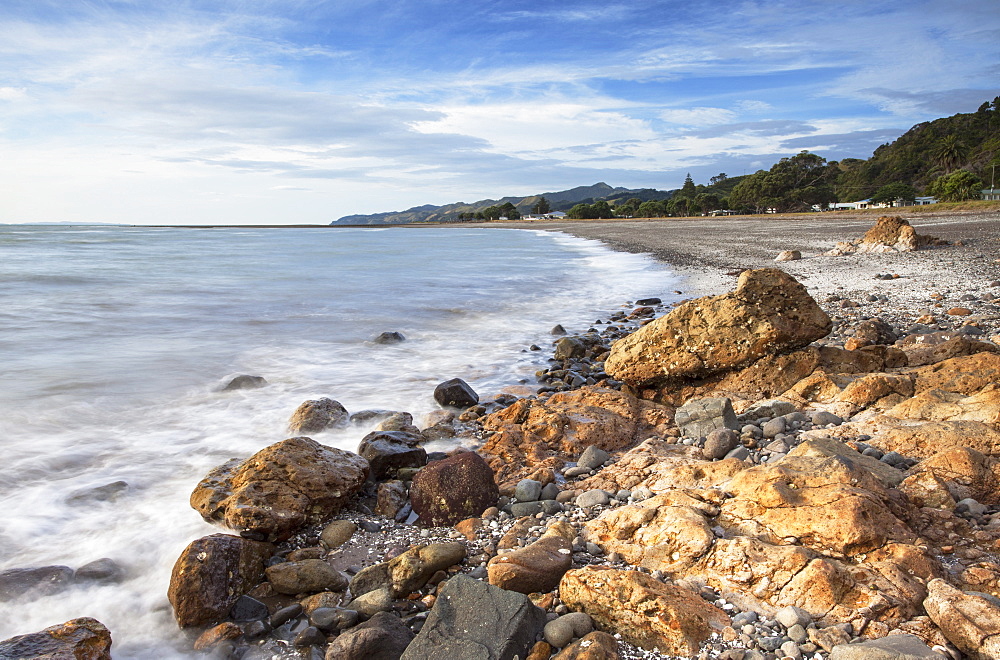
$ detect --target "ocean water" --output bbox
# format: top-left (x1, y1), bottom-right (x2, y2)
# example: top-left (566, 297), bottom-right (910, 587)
top-left (0, 224), bottom-right (679, 657)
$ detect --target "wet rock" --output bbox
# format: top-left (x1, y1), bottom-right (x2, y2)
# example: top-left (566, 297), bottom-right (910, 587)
top-left (554, 337), bottom-right (587, 360)
top-left (190, 436), bottom-right (369, 541)
top-left (229, 595), bottom-right (269, 622)
top-left (375, 480), bottom-right (409, 518)
top-left (0, 617), bottom-right (112, 660)
top-left (925, 578), bottom-right (1000, 659)
top-left (351, 542), bottom-right (466, 599)
top-left (675, 397), bottom-right (739, 439)
top-left (0, 565), bottom-right (75, 601)
top-left (222, 374), bottom-right (267, 391)
top-left (66, 480), bottom-right (129, 505)
top-left (358, 430), bottom-right (426, 479)
top-left (410, 451), bottom-right (499, 526)
top-left (487, 522), bottom-right (575, 594)
top-left (74, 558), bottom-right (125, 584)
top-left (193, 622), bottom-right (242, 651)
top-left (559, 566), bottom-right (730, 656)
top-left (266, 559), bottom-right (348, 595)
top-left (324, 611), bottom-right (413, 660)
top-left (433, 378), bottom-right (479, 408)
top-left (310, 606), bottom-right (360, 632)
top-left (288, 398), bottom-right (350, 433)
top-left (373, 331), bottom-right (406, 344)
top-left (167, 533), bottom-right (273, 628)
top-left (606, 268), bottom-right (831, 388)
top-left (401, 574), bottom-right (546, 660)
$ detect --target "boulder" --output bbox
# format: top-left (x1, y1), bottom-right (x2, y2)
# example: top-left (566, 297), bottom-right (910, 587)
top-left (787, 436), bottom-right (905, 487)
top-left (479, 385), bottom-right (673, 487)
top-left (605, 268), bottom-right (831, 389)
top-left (559, 566), bottom-right (729, 656)
top-left (674, 397), bottom-right (739, 438)
top-left (902, 335), bottom-right (999, 367)
top-left (288, 398), bottom-right (349, 433)
top-left (828, 633), bottom-right (941, 660)
top-left (409, 451), bottom-right (499, 526)
top-left (0, 565), bottom-right (74, 602)
top-left (908, 446), bottom-right (1000, 505)
top-left (190, 436), bottom-right (369, 541)
top-left (221, 374), bottom-right (267, 391)
top-left (167, 533), bottom-right (273, 628)
top-left (551, 631), bottom-right (620, 659)
top-left (324, 611), bottom-right (414, 660)
top-left (401, 574), bottom-right (545, 660)
top-left (487, 522), bottom-right (575, 594)
top-left (266, 559), bottom-right (348, 595)
top-left (775, 250), bottom-right (801, 262)
top-left (434, 378), bottom-right (479, 408)
top-left (373, 331), bottom-right (406, 344)
top-left (0, 618), bottom-right (112, 660)
top-left (358, 430), bottom-right (426, 479)
top-left (924, 578), bottom-right (1000, 660)
top-left (855, 216), bottom-right (943, 252)
top-left (865, 419), bottom-right (1000, 459)
top-left (350, 542), bottom-right (466, 599)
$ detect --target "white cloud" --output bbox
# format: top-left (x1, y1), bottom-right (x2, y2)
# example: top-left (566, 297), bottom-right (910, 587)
top-left (660, 107), bottom-right (736, 126)
top-left (0, 87), bottom-right (27, 101)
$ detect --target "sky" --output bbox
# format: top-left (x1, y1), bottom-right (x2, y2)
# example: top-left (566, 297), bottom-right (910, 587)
top-left (1, 0), bottom-right (998, 225)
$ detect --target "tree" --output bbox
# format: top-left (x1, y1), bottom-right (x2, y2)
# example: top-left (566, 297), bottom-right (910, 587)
top-left (729, 151), bottom-right (837, 213)
top-left (635, 200), bottom-right (666, 218)
top-left (498, 202), bottom-right (520, 220)
top-left (695, 193), bottom-right (720, 213)
top-left (870, 182), bottom-right (917, 206)
top-left (481, 205), bottom-right (502, 221)
top-left (934, 135), bottom-right (967, 174)
top-left (678, 173), bottom-right (697, 198)
top-left (567, 203), bottom-right (593, 219)
top-left (591, 200), bottom-right (613, 219)
top-left (531, 197), bottom-right (551, 215)
top-left (614, 197), bottom-right (641, 218)
top-left (926, 170), bottom-right (984, 202)
top-left (709, 173), bottom-right (728, 186)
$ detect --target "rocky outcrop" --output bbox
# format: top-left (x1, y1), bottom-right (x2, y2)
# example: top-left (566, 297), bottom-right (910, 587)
top-left (409, 452), bottom-right (498, 526)
top-left (559, 566), bottom-right (730, 656)
top-left (605, 269), bottom-right (831, 389)
top-left (825, 216), bottom-right (946, 255)
top-left (190, 436), bottom-right (369, 541)
top-left (167, 533), bottom-right (273, 628)
top-left (401, 574), bottom-right (546, 660)
top-left (0, 618), bottom-right (113, 660)
top-left (479, 385), bottom-right (673, 487)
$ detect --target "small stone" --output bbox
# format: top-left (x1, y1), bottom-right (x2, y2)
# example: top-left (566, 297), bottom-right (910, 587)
top-left (761, 417), bottom-right (786, 438)
top-left (577, 446), bottom-right (611, 471)
top-left (229, 595), bottom-right (269, 622)
top-left (515, 479), bottom-right (543, 503)
top-left (774, 605), bottom-right (810, 629)
top-left (309, 606), bottom-right (360, 632)
top-left (810, 411), bottom-right (843, 426)
top-left (575, 489), bottom-right (611, 508)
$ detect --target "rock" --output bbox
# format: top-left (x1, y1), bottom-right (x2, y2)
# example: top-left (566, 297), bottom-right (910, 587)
top-left (288, 398), bottom-right (350, 433)
top-left (351, 542), bottom-right (466, 599)
top-left (551, 631), bottom-right (619, 659)
top-left (675, 397), bottom-right (739, 439)
top-left (434, 378), bottom-right (479, 408)
top-left (703, 428), bottom-right (739, 459)
top-left (359, 430), bottom-right (426, 479)
top-left (222, 374), bottom-right (267, 391)
top-left (347, 586), bottom-right (394, 617)
top-left (787, 436), bottom-right (905, 487)
top-left (193, 622), bottom-right (241, 651)
top-left (375, 480), bottom-right (409, 518)
top-left (865, 419), bottom-right (1000, 459)
top-left (190, 436), bottom-right (369, 541)
top-left (65, 480), bottom-right (129, 505)
top-left (761, 416), bottom-right (786, 438)
top-left (0, 617), bottom-right (112, 660)
top-left (74, 558), bottom-right (125, 584)
top-left (321, 520), bottom-right (357, 549)
top-left (902, 335), bottom-right (999, 367)
top-left (554, 337), bottom-right (587, 361)
top-left (575, 489), bottom-right (611, 508)
top-left (856, 216), bottom-right (942, 252)
top-left (324, 611), bottom-right (414, 660)
top-left (266, 559), bottom-right (347, 595)
top-left (909, 446), bottom-right (1000, 505)
top-left (487, 522), bottom-right (575, 594)
top-left (577, 446), bottom-right (611, 471)
top-left (229, 595), bottom-right (269, 622)
top-left (583, 493), bottom-right (716, 573)
top-left (514, 479), bottom-right (543, 502)
top-left (377, 412), bottom-right (420, 434)
top-left (552, 324), bottom-right (567, 336)
top-left (774, 605), bottom-right (811, 628)
top-left (544, 612), bottom-right (594, 648)
top-left (410, 451), bottom-right (499, 526)
top-left (373, 331), bottom-right (406, 344)
top-left (0, 565), bottom-right (75, 601)
top-left (925, 578), bottom-right (1000, 659)
top-left (775, 250), bottom-right (801, 262)
top-left (480, 385), bottom-right (673, 487)
top-left (605, 268), bottom-right (831, 388)
top-left (310, 606), bottom-right (360, 632)
top-left (167, 533), bottom-right (274, 627)
top-left (560, 566), bottom-right (729, 656)
top-left (828, 633), bottom-right (942, 660)
top-left (845, 318), bottom-right (896, 350)
top-left (811, 411), bottom-right (843, 426)
top-left (400, 574), bottom-right (546, 660)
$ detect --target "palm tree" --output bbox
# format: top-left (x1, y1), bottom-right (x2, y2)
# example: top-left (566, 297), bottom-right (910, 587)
top-left (934, 135), bottom-right (967, 174)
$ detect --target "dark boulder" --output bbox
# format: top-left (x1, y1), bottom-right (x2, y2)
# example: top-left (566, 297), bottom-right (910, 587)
top-left (359, 431), bottom-right (427, 479)
top-left (373, 332), bottom-right (406, 345)
top-left (434, 379), bottom-right (479, 408)
top-left (410, 452), bottom-right (498, 526)
top-left (324, 611), bottom-right (414, 660)
top-left (0, 617), bottom-right (112, 660)
top-left (0, 565), bottom-right (74, 601)
top-left (222, 375), bottom-right (267, 391)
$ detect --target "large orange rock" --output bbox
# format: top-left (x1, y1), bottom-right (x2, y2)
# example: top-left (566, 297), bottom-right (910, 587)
top-left (190, 436), bottom-right (369, 541)
top-left (887, 384), bottom-right (1000, 425)
top-left (167, 533), bottom-right (274, 628)
top-left (902, 335), bottom-right (999, 367)
top-left (908, 446), bottom-right (1000, 505)
top-left (910, 353), bottom-right (1000, 396)
top-left (605, 269), bottom-right (831, 389)
top-left (720, 455), bottom-right (916, 558)
top-left (479, 386), bottom-right (672, 487)
top-left (559, 566), bottom-right (730, 656)
top-left (0, 618), bottom-right (112, 659)
top-left (924, 578), bottom-right (1000, 660)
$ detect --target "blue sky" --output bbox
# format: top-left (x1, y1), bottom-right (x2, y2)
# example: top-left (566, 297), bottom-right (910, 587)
top-left (1, 0), bottom-right (998, 224)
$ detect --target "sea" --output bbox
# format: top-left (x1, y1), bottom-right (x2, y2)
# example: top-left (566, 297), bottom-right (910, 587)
top-left (0, 224), bottom-right (680, 657)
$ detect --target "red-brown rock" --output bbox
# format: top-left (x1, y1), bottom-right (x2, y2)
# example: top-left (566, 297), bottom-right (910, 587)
top-left (409, 452), bottom-right (499, 526)
top-left (0, 618), bottom-right (112, 660)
